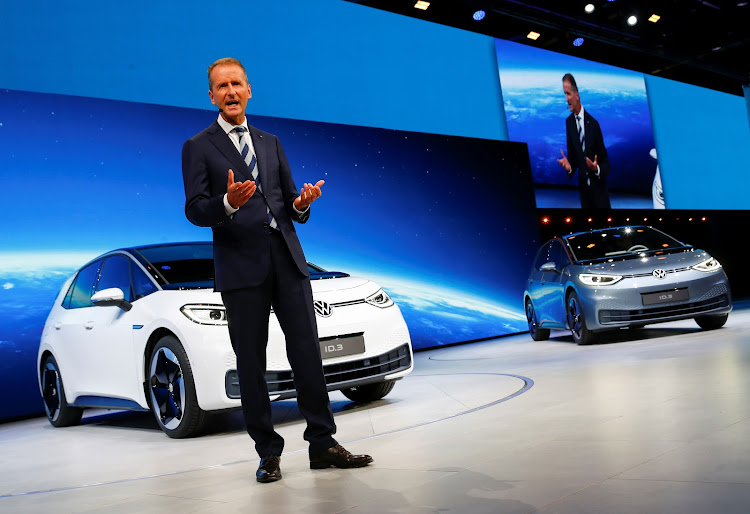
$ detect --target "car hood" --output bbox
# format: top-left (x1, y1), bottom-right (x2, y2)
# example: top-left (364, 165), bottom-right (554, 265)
top-left (577, 249), bottom-right (712, 275)
top-left (309, 275), bottom-right (370, 293)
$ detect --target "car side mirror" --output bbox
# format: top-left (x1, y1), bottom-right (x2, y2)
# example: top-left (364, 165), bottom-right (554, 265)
top-left (540, 262), bottom-right (560, 273)
top-left (91, 288), bottom-right (133, 311)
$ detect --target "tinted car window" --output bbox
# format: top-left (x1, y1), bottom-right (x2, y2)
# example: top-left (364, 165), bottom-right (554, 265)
top-left (533, 243), bottom-right (551, 271)
top-left (551, 240), bottom-right (570, 268)
top-left (133, 262), bottom-right (159, 300)
top-left (565, 227), bottom-right (686, 262)
top-left (135, 243), bottom-right (349, 288)
top-left (61, 276), bottom-right (75, 308)
top-left (97, 255), bottom-right (134, 303)
top-left (136, 244), bottom-right (214, 289)
top-left (66, 260), bottom-right (103, 309)
top-left (548, 241), bottom-right (562, 269)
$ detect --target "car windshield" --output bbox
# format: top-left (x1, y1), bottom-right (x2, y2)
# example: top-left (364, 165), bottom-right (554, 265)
top-left (133, 243), bottom-right (346, 289)
top-left (135, 243), bottom-right (215, 289)
top-left (564, 227), bottom-right (687, 262)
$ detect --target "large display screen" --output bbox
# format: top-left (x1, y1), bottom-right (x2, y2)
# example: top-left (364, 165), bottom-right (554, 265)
top-left (0, 88), bottom-right (540, 419)
top-left (496, 39), bottom-right (658, 210)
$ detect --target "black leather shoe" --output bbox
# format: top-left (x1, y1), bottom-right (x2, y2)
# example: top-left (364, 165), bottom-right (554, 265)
top-left (256, 456), bottom-right (282, 483)
top-left (309, 444), bottom-right (373, 469)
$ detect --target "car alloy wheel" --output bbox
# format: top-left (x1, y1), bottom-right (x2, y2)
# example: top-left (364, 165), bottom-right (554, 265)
top-left (567, 291), bottom-right (594, 345)
top-left (148, 336), bottom-right (205, 438)
top-left (525, 299), bottom-right (550, 341)
top-left (40, 355), bottom-right (83, 427)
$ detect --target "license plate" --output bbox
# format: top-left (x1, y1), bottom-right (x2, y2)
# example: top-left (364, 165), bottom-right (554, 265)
top-left (641, 288), bottom-right (689, 306)
top-left (320, 333), bottom-right (365, 360)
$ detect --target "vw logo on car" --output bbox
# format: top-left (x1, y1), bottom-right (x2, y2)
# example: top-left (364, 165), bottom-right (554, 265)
top-left (314, 300), bottom-right (333, 317)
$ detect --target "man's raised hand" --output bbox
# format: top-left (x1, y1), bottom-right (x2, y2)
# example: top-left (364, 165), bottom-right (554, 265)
top-left (557, 149), bottom-right (571, 173)
top-left (585, 155), bottom-right (599, 172)
top-left (227, 169), bottom-right (256, 209)
top-left (294, 180), bottom-right (325, 211)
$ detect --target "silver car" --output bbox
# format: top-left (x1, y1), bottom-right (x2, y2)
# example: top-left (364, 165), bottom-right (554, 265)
top-left (524, 226), bottom-right (732, 345)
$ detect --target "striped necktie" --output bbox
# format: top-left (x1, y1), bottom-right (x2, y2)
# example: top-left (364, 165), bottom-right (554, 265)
top-left (576, 115), bottom-right (591, 185)
top-left (234, 127), bottom-right (277, 230)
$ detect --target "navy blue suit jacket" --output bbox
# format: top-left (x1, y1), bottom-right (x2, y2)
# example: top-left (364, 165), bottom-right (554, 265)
top-left (566, 110), bottom-right (611, 209)
top-left (182, 120), bottom-right (309, 291)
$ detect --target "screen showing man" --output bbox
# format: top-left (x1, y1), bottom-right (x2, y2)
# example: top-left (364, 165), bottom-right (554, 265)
top-left (556, 73), bottom-right (611, 209)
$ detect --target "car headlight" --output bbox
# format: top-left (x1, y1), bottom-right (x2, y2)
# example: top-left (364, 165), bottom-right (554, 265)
top-left (692, 257), bottom-right (722, 273)
top-left (578, 274), bottom-right (623, 286)
top-left (180, 304), bottom-right (228, 325)
top-left (365, 289), bottom-right (394, 308)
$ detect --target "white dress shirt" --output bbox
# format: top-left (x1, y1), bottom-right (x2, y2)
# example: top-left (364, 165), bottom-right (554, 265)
top-left (216, 115), bottom-right (307, 216)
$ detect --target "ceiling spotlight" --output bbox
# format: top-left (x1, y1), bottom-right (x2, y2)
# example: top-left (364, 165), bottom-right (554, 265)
top-left (627, 15), bottom-right (638, 26)
top-left (473, 10), bottom-right (486, 21)
top-left (585, 4), bottom-right (595, 13)
top-left (414, 1), bottom-right (430, 10)
top-left (648, 14), bottom-right (661, 22)
top-left (527, 31), bottom-right (541, 40)
top-left (573, 37), bottom-right (584, 46)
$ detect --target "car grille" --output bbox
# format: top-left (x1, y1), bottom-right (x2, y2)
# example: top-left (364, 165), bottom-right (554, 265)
top-left (225, 343), bottom-right (411, 399)
top-left (598, 294), bottom-right (730, 324)
top-left (621, 266), bottom-right (691, 278)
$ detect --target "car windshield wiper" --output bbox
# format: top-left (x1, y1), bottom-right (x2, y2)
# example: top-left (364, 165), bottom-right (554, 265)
top-left (634, 245), bottom-right (692, 256)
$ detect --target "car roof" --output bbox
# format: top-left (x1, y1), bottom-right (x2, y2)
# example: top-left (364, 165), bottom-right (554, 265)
top-left (561, 225), bottom-right (649, 240)
top-left (73, 242), bottom-right (339, 282)
top-left (130, 241), bottom-right (212, 251)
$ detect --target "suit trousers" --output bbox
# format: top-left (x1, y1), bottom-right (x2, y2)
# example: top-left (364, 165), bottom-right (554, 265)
top-left (221, 229), bottom-right (337, 457)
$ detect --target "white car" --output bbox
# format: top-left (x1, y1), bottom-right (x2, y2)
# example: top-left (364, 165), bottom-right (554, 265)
top-left (38, 242), bottom-right (413, 438)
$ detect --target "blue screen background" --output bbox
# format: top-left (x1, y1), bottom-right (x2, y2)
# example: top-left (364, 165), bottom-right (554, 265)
top-left (0, 89), bottom-right (538, 419)
top-left (1, 0), bottom-right (748, 420)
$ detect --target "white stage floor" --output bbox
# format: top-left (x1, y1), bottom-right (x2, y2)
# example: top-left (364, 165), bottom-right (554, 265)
top-left (2, 306), bottom-right (750, 513)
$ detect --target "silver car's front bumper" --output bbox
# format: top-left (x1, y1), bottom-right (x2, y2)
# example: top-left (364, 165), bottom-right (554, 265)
top-left (576, 268), bottom-right (732, 331)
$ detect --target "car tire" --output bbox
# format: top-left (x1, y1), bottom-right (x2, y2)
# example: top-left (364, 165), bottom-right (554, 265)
top-left (148, 335), bottom-right (205, 438)
top-left (526, 299), bottom-right (551, 341)
top-left (340, 380), bottom-right (396, 402)
top-left (695, 313), bottom-right (728, 330)
top-left (567, 290), bottom-right (595, 345)
top-left (40, 354), bottom-right (83, 428)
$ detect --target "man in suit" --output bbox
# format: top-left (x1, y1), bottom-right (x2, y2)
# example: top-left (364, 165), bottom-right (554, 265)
top-left (556, 73), bottom-right (612, 209)
top-left (182, 57), bottom-right (372, 483)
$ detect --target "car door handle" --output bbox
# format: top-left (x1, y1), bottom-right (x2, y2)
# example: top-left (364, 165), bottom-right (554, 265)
top-left (84, 321), bottom-right (95, 330)
top-left (54, 322), bottom-right (63, 330)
